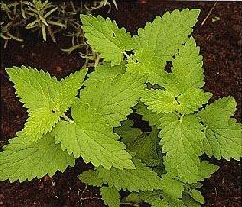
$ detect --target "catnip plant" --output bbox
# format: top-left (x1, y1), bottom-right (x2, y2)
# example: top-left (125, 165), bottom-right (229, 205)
top-left (1, 9), bottom-right (241, 207)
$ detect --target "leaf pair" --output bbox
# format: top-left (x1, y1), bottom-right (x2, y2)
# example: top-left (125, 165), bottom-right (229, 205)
top-left (6, 66), bottom-right (87, 143)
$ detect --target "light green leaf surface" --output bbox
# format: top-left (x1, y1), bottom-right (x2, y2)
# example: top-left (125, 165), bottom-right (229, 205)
top-left (176, 89), bottom-right (212, 114)
top-left (0, 133), bottom-right (75, 182)
top-left (135, 102), bottom-right (163, 127)
top-left (100, 186), bottom-right (120, 207)
top-left (197, 161), bottom-right (219, 181)
top-left (85, 61), bottom-right (126, 85)
top-left (52, 102), bottom-right (134, 170)
top-left (189, 189), bottom-right (204, 204)
top-left (163, 37), bottom-right (204, 93)
top-left (159, 114), bottom-right (205, 183)
top-left (198, 97), bottom-right (242, 160)
top-left (6, 66), bottom-right (86, 142)
top-left (81, 67), bottom-right (145, 127)
top-left (140, 37), bottom-right (211, 115)
top-left (127, 9), bottom-right (200, 85)
top-left (142, 88), bottom-right (211, 115)
top-left (81, 14), bottom-right (133, 66)
top-left (160, 175), bottom-right (184, 199)
top-left (97, 159), bottom-right (163, 191)
top-left (141, 89), bottom-right (178, 113)
top-left (78, 169), bottom-right (103, 187)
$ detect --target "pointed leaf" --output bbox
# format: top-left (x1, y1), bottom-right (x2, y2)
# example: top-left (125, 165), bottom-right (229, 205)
top-left (159, 114), bottom-right (205, 183)
top-left (6, 66), bottom-right (86, 142)
top-left (198, 97), bottom-right (242, 160)
top-left (97, 159), bottom-right (163, 191)
top-left (0, 133), bottom-right (75, 182)
top-left (100, 186), bottom-right (120, 207)
top-left (81, 15), bottom-right (133, 66)
top-left (78, 170), bottom-right (103, 187)
top-left (141, 89), bottom-right (178, 113)
top-left (52, 102), bottom-right (134, 170)
top-left (81, 66), bottom-right (145, 127)
top-left (127, 9), bottom-right (200, 85)
top-left (135, 102), bottom-right (163, 127)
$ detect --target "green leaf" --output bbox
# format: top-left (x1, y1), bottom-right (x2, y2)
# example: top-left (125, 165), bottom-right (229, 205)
top-left (52, 102), bottom-right (134, 170)
top-left (140, 37), bottom-right (212, 115)
top-left (176, 89), bottom-right (212, 114)
top-left (100, 186), bottom-right (120, 207)
top-left (135, 102), bottom-right (163, 127)
top-left (97, 159), bottom-right (163, 191)
top-left (163, 37), bottom-right (204, 93)
top-left (159, 114), bottom-right (205, 183)
top-left (189, 189), bottom-right (204, 204)
top-left (128, 128), bottom-right (161, 167)
top-left (127, 9), bottom-right (200, 85)
top-left (198, 97), bottom-right (242, 160)
top-left (0, 133), bottom-right (75, 182)
top-left (198, 161), bottom-right (219, 181)
top-left (142, 88), bottom-right (211, 115)
top-left (81, 67), bottom-right (145, 127)
top-left (138, 191), bottom-right (163, 206)
top-left (81, 15), bottom-right (133, 66)
top-left (160, 175), bottom-right (184, 199)
top-left (182, 194), bottom-right (202, 207)
top-left (60, 69), bottom-right (88, 110)
top-left (125, 190), bottom-right (185, 207)
top-left (151, 198), bottom-right (187, 207)
top-left (141, 89), bottom-right (178, 113)
top-left (114, 120), bottom-right (142, 145)
top-left (6, 66), bottom-right (86, 142)
top-left (78, 170), bottom-right (103, 187)
top-left (85, 61), bottom-right (126, 85)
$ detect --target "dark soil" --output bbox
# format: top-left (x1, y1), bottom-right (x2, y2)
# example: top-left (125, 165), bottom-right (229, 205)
top-left (0, 1), bottom-right (241, 207)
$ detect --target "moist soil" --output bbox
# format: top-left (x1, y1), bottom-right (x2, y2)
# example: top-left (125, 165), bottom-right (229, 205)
top-left (0, 1), bottom-right (241, 207)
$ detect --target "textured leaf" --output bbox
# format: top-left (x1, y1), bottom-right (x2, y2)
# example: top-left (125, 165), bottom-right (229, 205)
top-left (0, 133), bottom-right (75, 182)
top-left (163, 37), bottom-right (204, 93)
top-left (128, 128), bottom-right (161, 167)
top-left (59, 69), bottom-right (88, 110)
top-left (159, 114), bottom-right (205, 183)
top-left (137, 191), bottom-right (163, 206)
top-left (125, 191), bottom-right (186, 207)
top-left (141, 38), bottom-right (211, 115)
top-left (85, 61), bottom-right (126, 85)
top-left (52, 102), bottom-right (134, 170)
top-left (6, 66), bottom-right (86, 142)
top-left (199, 97), bottom-right (242, 160)
top-left (197, 161), bottom-right (219, 181)
top-left (176, 89), bottom-right (212, 114)
top-left (100, 186), bottom-right (120, 207)
top-left (97, 159), bottom-right (163, 191)
top-left (78, 169), bottom-right (103, 187)
top-left (182, 194), bottom-right (202, 207)
top-left (142, 88), bottom-right (211, 115)
top-left (189, 189), bottom-right (204, 204)
top-left (81, 67), bottom-right (145, 127)
top-left (160, 175), bottom-right (184, 199)
top-left (127, 9), bottom-right (200, 85)
top-left (141, 89), bottom-right (178, 113)
top-left (81, 14), bottom-right (133, 66)
top-left (135, 102), bottom-right (163, 127)
top-left (114, 120), bottom-right (142, 145)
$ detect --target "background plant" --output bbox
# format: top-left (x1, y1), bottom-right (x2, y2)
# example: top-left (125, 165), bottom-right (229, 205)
top-left (0, 0), bottom-right (117, 67)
